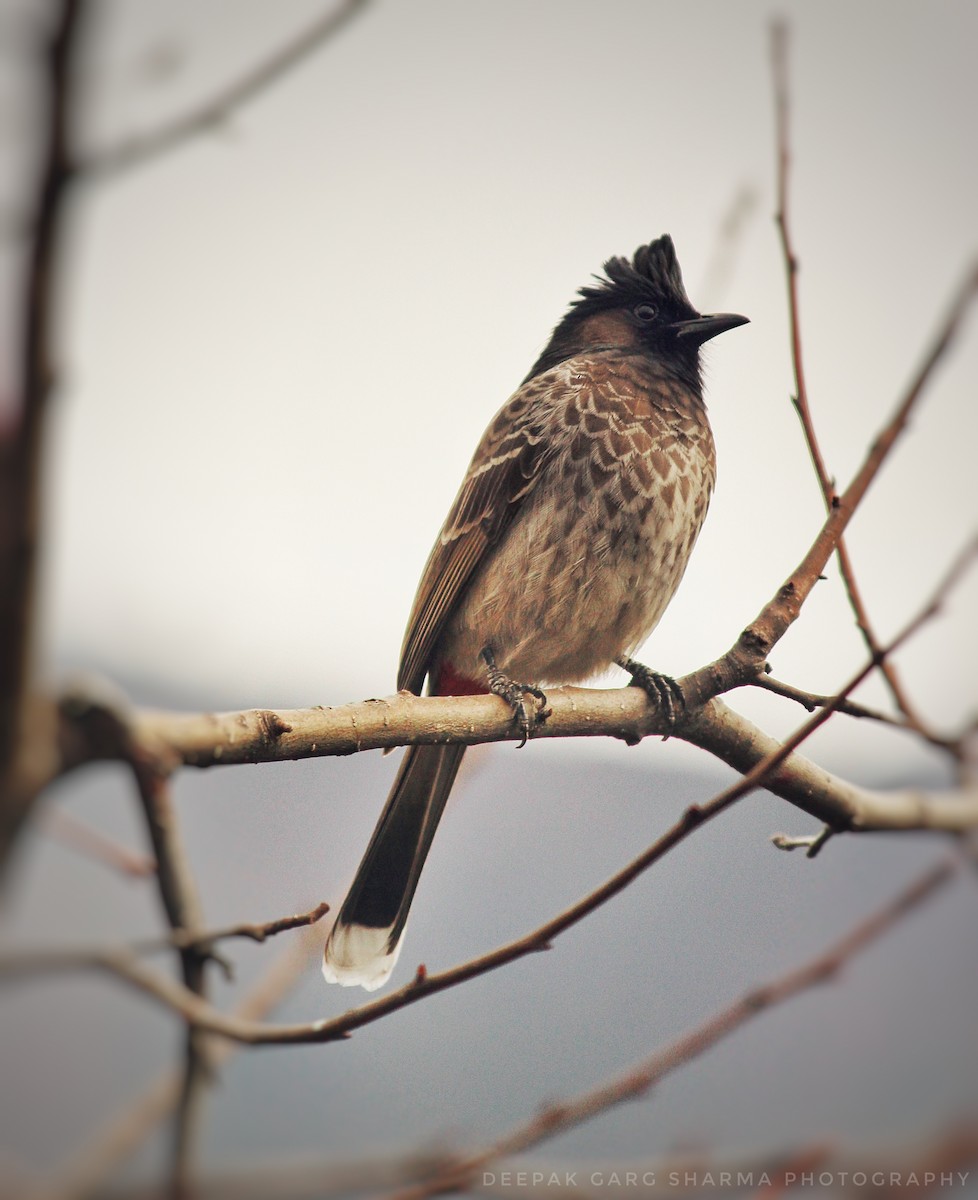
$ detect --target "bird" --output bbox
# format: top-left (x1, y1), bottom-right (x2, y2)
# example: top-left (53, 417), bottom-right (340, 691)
top-left (323, 235), bottom-right (747, 990)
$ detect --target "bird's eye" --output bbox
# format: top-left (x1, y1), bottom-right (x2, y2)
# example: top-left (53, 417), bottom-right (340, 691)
top-left (633, 303), bottom-right (657, 322)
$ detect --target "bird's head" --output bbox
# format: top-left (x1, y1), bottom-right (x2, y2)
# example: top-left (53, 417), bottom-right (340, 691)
top-left (525, 235), bottom-right (748, 387)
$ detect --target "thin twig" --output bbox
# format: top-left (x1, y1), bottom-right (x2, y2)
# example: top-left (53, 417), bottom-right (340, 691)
top-left (0, 902), bottom-right (331, 976)
top-left (82, 0), bottom-right (369, 181)
top-left (753, 672), bottom-right (896, 721)
top-left (149, 901), bottom-right (331, 952)
top-left (388, 860), bottom-right (956, 1198)
top-left (771, 826), bottom-right (834, 858)
top-left (770, 20), bottom-right (948, 742)
top-left (697, 182), bottom-right (759, 309)
top-left (750, 673), bottom-right (960, 751)
top-left (41, 806), bottom-right (158, 878)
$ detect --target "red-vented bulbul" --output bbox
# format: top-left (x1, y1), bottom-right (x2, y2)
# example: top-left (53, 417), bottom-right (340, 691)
top-left (323, 235), bottom-right (747, 989)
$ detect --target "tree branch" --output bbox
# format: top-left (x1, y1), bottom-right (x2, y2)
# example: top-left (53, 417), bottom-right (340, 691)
top-left (7, 587), bottom-right (970, 1048)
top-left (92, 1119), bottom-right (978, 1200)
top-left (770, 21), bottom-right (938, 740)
top-left (388, 860), bottom-right (956, 1198)
top-left (33, 926), bottom-right (324, 1200)
top-left (128, 754), bottom-right (211, 1199)
top-left (40, 806), bottom-right (158, 878)
top-left (681, 533), bottom-right (978, 831)
top-left (52, 529), bottom-right (978, 843)
top-left (0, 0), bottom-right (87, 870)
top-left (81, 0), bottom-right (369, 181)
top-left (697, 182), bottom-right (759, 308)
top-left (45, 685), bottom-right (978, 837)
top-left (690, 251), bottom-right (978, 705)
top-left (0, 902), bottom-right (330, 975)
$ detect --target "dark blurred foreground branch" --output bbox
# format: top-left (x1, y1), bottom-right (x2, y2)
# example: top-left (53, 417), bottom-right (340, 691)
top-left (82, 0), bottom-right (368, 180)
top-left (387, 860), bottom-right (956, 1199)
top-left (0, 0), bottom-right (86, 871)
top-left (0, 0), bottom-right (372, 881)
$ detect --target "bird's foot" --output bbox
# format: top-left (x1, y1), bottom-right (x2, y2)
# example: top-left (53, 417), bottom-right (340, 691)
top-left (616, 656), bottom-right (685, 734)
top-left (481, 648), bottom-right (550, 748)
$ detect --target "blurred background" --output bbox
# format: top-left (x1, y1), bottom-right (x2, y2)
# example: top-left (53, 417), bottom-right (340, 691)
top-left (1, 0), bottom-right (977, 1194)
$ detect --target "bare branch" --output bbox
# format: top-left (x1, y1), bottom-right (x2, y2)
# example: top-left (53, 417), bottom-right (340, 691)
top-left (52, 531), bottom-right (978, 843)
top-left (388, 861), bottom-right (955, 1198)
top-left (7, 571), bottom-right (970, 1048)
top-left (0, 0), bottom-right (87, 868)
top-left (33, 927), bottom-right (323, 1200)
top-left (769, 20), bottom-right (940, 740)
top-left (684, 698), bottom-right (978, 832)
top-left (697, 182), bottom-right (759, 308)
top-left (0, 902), bottom-right (331, 976)
top-left (153, 901), bottom-right (331, 953)
top-left (40, 806), bottom-right (157, 878)
top-left (129, 756), bottom-right (211, 1197)
top-left (690, 254), bottom-right (978, 703)
top-left (753, 672), bottom-right (905, 722)
top-left (751, 673), bottom-right (961, 752)
top-left (682, 533), bottom-right (978, 832)
top-left (47, 686), bottom-right (978, 837)
top-left (39, 252), bottom-right (975, 849)
top-left (82, 0), bottom-right (369, 181)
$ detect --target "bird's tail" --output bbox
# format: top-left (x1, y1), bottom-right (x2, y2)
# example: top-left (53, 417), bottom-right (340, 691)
top-left (322, 742), bottom-right (466, 991)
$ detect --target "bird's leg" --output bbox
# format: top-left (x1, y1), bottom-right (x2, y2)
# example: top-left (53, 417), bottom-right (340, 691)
top-left (481, 647), bottom-right (550, 748)
top-left (616, 655), bottom-right (685, 733)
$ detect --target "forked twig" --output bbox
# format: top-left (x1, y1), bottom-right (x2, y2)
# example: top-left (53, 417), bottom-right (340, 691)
top-left (750, 674), bottom-right (960, 752)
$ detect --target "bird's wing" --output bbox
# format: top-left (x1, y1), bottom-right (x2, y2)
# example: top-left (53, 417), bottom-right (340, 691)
top-left (397, 372), bottom-right (566, 694)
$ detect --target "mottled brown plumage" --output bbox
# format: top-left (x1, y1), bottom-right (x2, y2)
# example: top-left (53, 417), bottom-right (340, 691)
top-left (324, 235), bottom-right (747, 990)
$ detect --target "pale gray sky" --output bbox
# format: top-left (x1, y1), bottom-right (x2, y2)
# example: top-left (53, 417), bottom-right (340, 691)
top-left (6, 0), bottom-right (975, 776)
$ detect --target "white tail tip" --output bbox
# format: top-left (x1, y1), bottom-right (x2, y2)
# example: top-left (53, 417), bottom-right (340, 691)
top-left (322, 922), bottom-right (402, 991)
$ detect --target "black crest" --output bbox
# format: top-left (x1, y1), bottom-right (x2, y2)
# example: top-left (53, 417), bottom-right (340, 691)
top-left (525, 235), bottom-right (701, 382)
top-left (574, 235), bottom-right (695, 319)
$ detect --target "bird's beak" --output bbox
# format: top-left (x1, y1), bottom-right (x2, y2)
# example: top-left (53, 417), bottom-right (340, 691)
top-left (670, 312), bottom-right (749, 346)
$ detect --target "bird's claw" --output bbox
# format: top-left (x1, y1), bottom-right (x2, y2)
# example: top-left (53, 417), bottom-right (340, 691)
top-left (482, 649), bottom-right (550, 747)
top-left (617, 656), bottom-right (685, 734)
